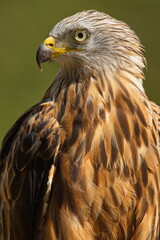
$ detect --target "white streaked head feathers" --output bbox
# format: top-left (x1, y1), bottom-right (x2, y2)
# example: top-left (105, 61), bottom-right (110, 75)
top-left (49, 10), bottom-right (146, 83)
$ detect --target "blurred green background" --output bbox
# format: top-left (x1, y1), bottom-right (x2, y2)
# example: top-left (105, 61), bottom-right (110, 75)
top-left (0, 0), bottom-right (160, 143)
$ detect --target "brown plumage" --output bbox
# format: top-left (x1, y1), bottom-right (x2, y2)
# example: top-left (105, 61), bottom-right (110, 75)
top-left (0, 10), bottom-right (160, 240)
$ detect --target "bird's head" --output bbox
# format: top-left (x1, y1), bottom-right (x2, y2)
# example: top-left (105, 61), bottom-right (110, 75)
top-left (36, 10), bottom-right (145, 74)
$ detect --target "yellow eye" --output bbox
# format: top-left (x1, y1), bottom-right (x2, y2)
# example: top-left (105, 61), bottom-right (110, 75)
top-left (74, 30), bottom-right (88, 42)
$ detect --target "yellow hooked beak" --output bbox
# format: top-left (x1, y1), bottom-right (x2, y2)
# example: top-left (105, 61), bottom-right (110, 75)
top-left (36, 36), bottom-right (76, 69)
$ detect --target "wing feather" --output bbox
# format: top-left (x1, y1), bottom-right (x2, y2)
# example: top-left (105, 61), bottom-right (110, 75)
top-left (0, 100), bottom-right (61, 240)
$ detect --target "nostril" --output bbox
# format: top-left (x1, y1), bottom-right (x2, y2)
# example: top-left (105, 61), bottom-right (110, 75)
top-left (44, 37), bottom-right (55, 48)
top-left (48, 43), bottom-right (54, 47)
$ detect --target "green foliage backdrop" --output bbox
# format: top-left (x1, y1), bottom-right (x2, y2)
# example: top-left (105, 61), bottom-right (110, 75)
top-left (0, 0), bottom-right (160, 143)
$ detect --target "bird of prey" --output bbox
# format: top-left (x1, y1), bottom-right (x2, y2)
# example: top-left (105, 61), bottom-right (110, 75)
top-left (0, 10), bottom-right (160, 240)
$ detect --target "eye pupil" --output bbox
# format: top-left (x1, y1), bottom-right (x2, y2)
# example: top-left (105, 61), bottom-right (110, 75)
top-left (74, 30), bottom-right (89, 42)
top-left (78, 32), bottom-right (84, 39)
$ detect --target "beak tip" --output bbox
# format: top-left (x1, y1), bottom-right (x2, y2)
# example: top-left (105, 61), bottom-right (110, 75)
top-left (36, 47), bottom-right (42, 70)
top-left (36, 42), bottom-right (53, 70)
top-left (37, 62), bottom-right (41, 70)
top-left (37, 62), bottom-right (42, 71)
